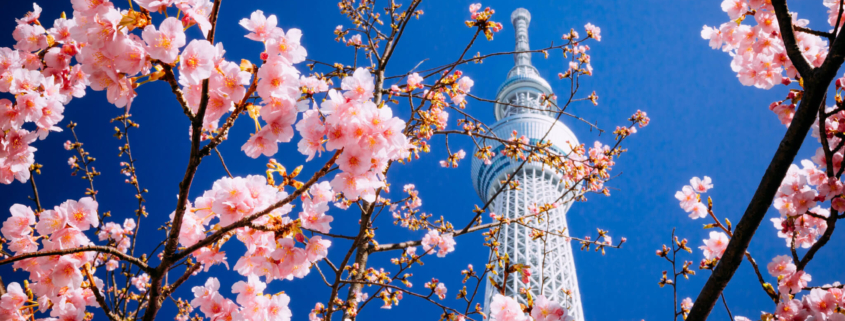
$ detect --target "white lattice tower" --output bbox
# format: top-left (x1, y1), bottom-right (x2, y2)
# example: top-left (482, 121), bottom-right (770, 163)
top-left (469, 8), bottom-right (584, 321)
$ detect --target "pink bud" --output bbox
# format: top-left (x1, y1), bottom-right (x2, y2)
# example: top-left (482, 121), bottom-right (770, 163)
top-left (260, 52), bottom-right (269, 61)
top-left (782, 77), bottom-right (792, 86)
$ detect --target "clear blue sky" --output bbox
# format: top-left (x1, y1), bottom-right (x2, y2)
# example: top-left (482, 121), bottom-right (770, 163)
top-left (2, 0), bottom-right (843, 320)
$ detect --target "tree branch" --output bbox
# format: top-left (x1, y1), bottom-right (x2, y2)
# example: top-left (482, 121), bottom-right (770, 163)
top-left (0, 246), bottom-right (151, 272)
top-left (772, 0), bottom-right (814, 79)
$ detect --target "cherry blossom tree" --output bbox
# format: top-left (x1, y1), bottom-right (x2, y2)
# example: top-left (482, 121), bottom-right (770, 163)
top-left (665, 0), bottom-right (845, 320)
top-left (0, 1), bottom-right (646, 320)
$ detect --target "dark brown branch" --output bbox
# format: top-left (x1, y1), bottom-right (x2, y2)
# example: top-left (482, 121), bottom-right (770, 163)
top-left (214, 148), bottom-right (233, 178)
top-left (772, 0), bottom-right (814, 79)
top-left (83, 263), bottom-right (120, 321)
top-left (142, 1), bottom-right (223, 320)
top-left (172, 150), bottom-right (342, 263)
top-left (686, 48), bottom-right (835, 321)
top-left (160, 63), bottom-right (194, 120)
top-left (29, 168), bottom-right (42, 212)
top-left (0, 246), bottom-right (150, 272)
top-left (794, 26), bottom-right (833, 39)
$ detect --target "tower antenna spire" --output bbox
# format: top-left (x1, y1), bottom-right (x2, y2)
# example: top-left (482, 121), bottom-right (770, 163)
top-left (511, 8), bottom-right (532, 67)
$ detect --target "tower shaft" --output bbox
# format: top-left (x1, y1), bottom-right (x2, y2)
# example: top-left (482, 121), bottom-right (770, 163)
top-left (470, 8), bottom-right (585, 321)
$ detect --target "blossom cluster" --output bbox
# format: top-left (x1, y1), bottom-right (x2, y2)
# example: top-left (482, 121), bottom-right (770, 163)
top-left (191, 277), bottom-right (292, 321)
top-left (292, 67), bottom-right (413, 203)
top-left (0, 4), bottom-right (91, 185)
top-left (421, 229), bottom-right (456, 257)
top-left (701, 0), bottom-right (830, 124)
top-left (675, 176), bottom-right (713, 219)
top-left (174, 175), bottom-right (332, 283)
top-left (0, 198), bottom-right (119, 320)
top-left (238, 10), bottom-right (311, 157)
top-left (488, 294), bottom-right (574, 321)
top-left (771, 159), bottom-right (838, 249)
top-left (765, 256), bottom-right (845, 320)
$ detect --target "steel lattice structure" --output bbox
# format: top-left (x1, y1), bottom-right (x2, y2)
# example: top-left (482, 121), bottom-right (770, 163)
top-left (469, 8), bottom-right (584, 321)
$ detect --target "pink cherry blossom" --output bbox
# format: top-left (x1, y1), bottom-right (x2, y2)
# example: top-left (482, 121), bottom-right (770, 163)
top-left (690, 176), bottom-right (713, 193)
top-left (531, 295), bottom-right (571, 321)
top-left (489, 294), bottom-right (527, 321)
top-left (36, 208), bottom-right (67, 236)
top-left (59, 197), bottom-right (99, 231)
top-left (421, 230), bottom-right (456, 257)
top-left (240, 10), bottom-right (278, 42)
top-left (305, 235), bottom-right (331, 262)
top-left (131, 273), bottom-right (150, 291)
top-left (191, 277), bottom-right (221, 308)
top-left (179, 40), bottom-right (215, 85)
top-left (699, 231), bottom-right (729, 260)
top-left (12, 23), bottom-right (48, 52)
top-left (1, 204), bottom-right (35, 240)
top-left (804, 288), bottom-right (837, 318)
top-left (0, 282), bottom-right (27, 310)
top-left (767, 255), bottom-right (796, 277)
top-left (342, 68), bottom-right (374, 101)
top-left (434, 282), bottom-right (447, 300)
top-left (142, 17), bottom-right (186, 64)
top-left (231, 275), bottom-right (266, 305)
top-left (584, 23), bottom-right (601, 41)
top-left (266, 293), bottom-right (292, 321)
top-left (689, 202), bottom-right (708, 219)
top-left (778, 270), bottom-right (811, 295)
top-left (266, 28), bottom-right (307, 64)
top-left (135, 0), bottom-right (176, 12)
top-left (675, 185), bottom-right (697, 212)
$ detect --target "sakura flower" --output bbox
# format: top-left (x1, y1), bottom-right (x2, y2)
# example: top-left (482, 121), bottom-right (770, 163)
top-left (266, 28), bottom-right (307, 64)
top-left (690, 176), bottom-right (713, 193)
top-left (52, 257), bottom-right (82, 289)
top-left (531, 295), bottom-right (571, 321)
top-left (266, 293), bottom-right (292, 321)
top-left (681, 297), bottom-right (693, 311)
top-left (584, 23), bottom-right (601, 41)
top-left (1, 204), bottom-right (36, 240)
top-left (407, 73), bottom-right (424, 90)
top-left (179, 40), bottom-right (216, 85)
top-left (135, 0), bottom-right (177, 12)
top-left (804, 288), bottom-right (837, 318)
top-left (231, 275), bottom-right (267, 305)
top-left (699, 231), bottom-right (729, 260)
top-left (131, 273), bottom-right (150, 291)
top-left (12, 23), bottom-right (47, 52)
top-left (342, 68), bottom-right (374, 101)
top-left (778, 270), bottom-right (811, 295)
top-left (722, 0), bottom-right (749, 20)
top-left (191, 277), bottom-right (220, 308)
top-left (675, 185), bottom-right (697, 212)
top-left (16, 3), bottom-right (42, 25)
top-left (240, 10), bottom-right (279, 42)
top-left (142, 17), bottom-right (186, 64)
top-left (242, 130), bottom-right (279, 158)
top-left (689, 202), bottom-right (708, 219)
top-left (435, 283), bottom-right (447, 300)
top-left (35, 208), bottom-right (67, 236)
top-left (421, 230), bottom-right (456, 257)
top-left (59, 197), bottom-right (99, 231)
top-left (701, 25), bottom-right (723, 50)
top-left (0, 282), bottom-right (27, 310)
top-left (305, 235), bottom-right (331, 262)
top-left (489, 294), bottom-right (527, 321)
top-left (767, 255), bottom-right (796, 277)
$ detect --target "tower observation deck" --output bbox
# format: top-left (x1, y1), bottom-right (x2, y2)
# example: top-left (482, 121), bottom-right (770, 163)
top-left (469, 8), bottom-right (584, 321)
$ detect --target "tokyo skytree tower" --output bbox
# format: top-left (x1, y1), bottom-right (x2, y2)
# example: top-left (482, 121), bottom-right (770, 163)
top-left (469, 8), bottom-right (584, 321)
